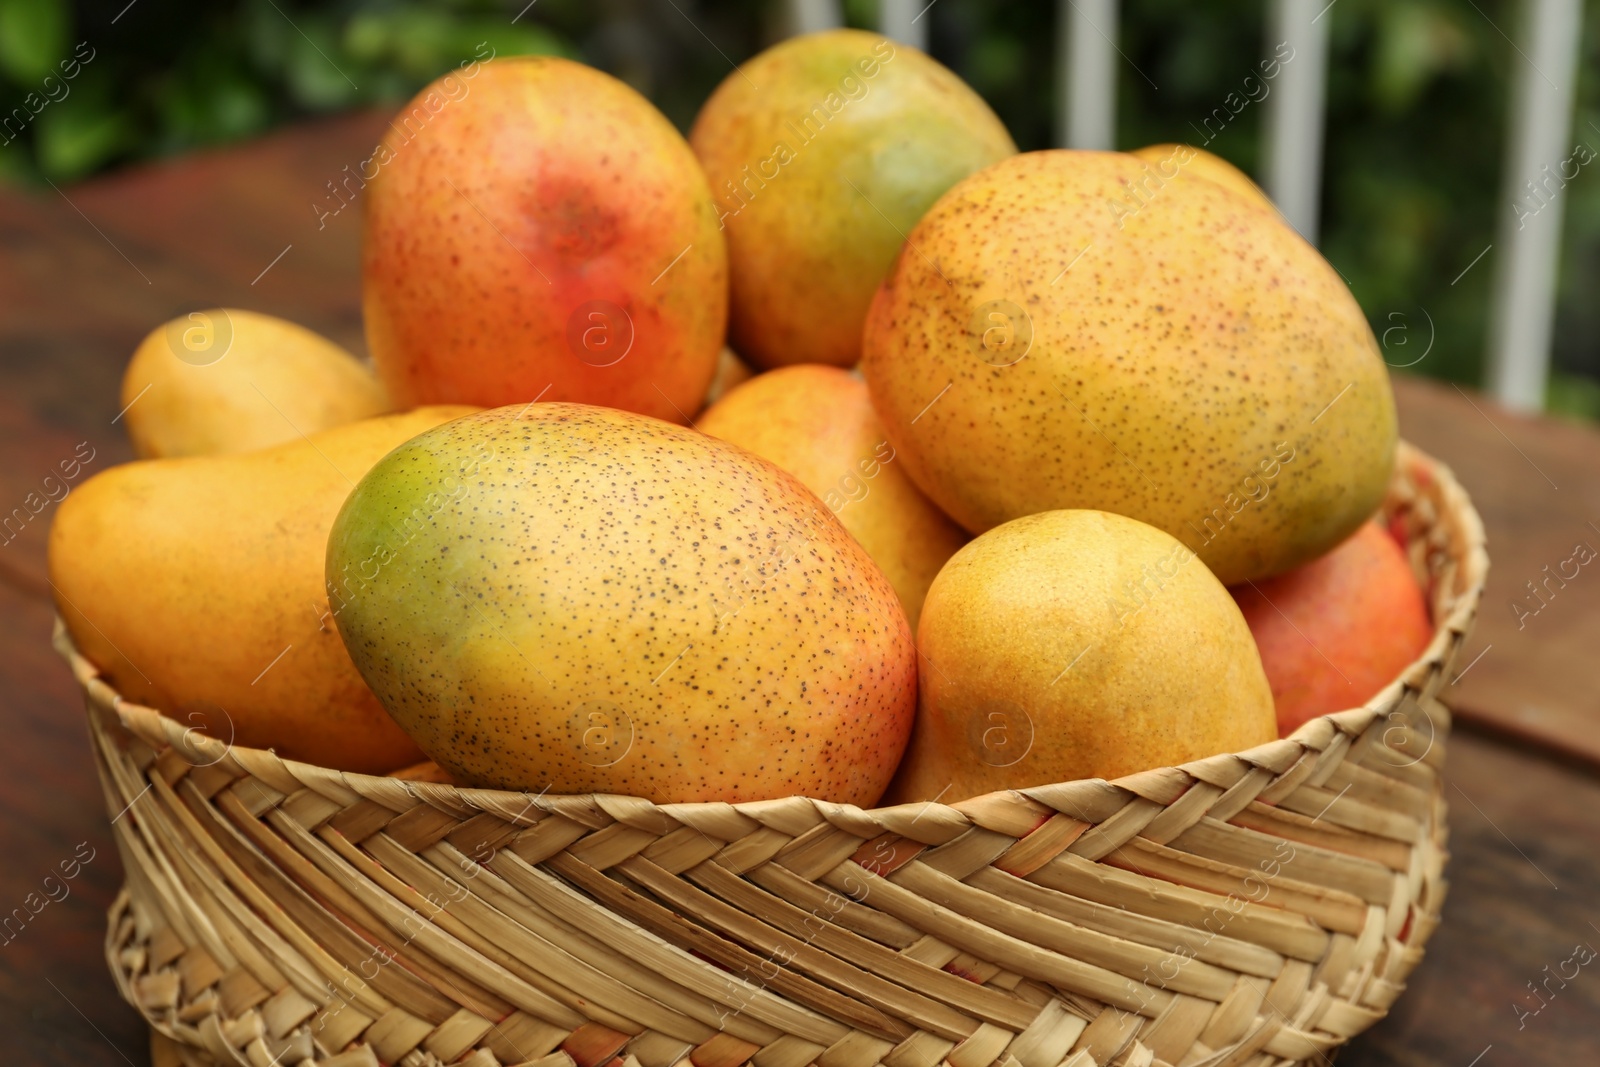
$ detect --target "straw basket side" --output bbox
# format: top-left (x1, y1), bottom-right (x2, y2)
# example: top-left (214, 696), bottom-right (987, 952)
top-left (61, 440), bottom-right (1486, 1067)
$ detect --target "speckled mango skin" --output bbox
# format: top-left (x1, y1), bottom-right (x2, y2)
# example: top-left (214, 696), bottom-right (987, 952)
top-left (861, 150), bottom-right (1398, 586)
top-left (325, 403), bottom-right (917, 804)
top-left (1128, 143), bottom-right (1275, 213)
top-left (884, 509), bottom-right (1276, 804)
top-left (363, 57), bottom-right (727, 423)
top-left (689, 30), bottom-right (1015, 369)
top-left (49, 407), bottom-right (477, 774)
top-left (698, 364), bottom-right (967, 631)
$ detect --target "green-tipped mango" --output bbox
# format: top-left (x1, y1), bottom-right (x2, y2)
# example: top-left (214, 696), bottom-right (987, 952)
top-left (690, 29), bottom-right (1015, 369)
top-left (326, 403), bottom-right (917, 805)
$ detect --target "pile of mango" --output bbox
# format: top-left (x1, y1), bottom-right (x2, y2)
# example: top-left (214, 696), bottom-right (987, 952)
top-left (50, 32), bottom-right (1431, 807)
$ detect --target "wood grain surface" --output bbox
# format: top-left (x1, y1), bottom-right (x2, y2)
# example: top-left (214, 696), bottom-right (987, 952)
top-left (0, 109), bottom-right (1596, 1064)
top-left (1391, 374), bottom-right (1600, 766)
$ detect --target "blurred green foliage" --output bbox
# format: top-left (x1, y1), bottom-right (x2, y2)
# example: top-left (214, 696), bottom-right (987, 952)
top-left (3, 0), bottom-right (1599, 410)
top-left (0, 0), bottom-right (575, 184)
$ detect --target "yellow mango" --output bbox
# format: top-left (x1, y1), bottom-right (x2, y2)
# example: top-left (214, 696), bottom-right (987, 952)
top-left (862, 150), bottom-right (1397, 585)
top-left (1127, 142), bottom-right (1275, 212)
top-left (49, 406), bottom-right (476, 773)
top-left (122, 308), bottom-right (390, 458)
top-left (886, 510), bottom-right (1276, 803)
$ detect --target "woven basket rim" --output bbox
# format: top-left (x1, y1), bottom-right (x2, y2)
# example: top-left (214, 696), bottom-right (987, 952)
top-left (53, 437), bottom-right (1488, 838)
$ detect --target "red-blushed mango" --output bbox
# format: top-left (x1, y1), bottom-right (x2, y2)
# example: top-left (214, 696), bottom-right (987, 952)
top-left (1128, 143), bottom-right (1275, 213)
top-left (699, 364), bottom-right (966, 630)
top-left (326, 403), bottom-right (916, 805)
top-left (1233, 521), bottom-right (1433, 736)
top-left (885, 510), bottom-right (1275, 804)
top-left (690, 30), bottom-right (1014, 369)
top-left (363, 57), bottom-right (727, 422)
top-left (862, 150), bottom-right (1398, 586)
top-left (48, 406), bottom-right (478, 773)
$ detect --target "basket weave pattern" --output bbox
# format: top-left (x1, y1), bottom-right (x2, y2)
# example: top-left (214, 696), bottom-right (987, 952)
top-left (63, 442), bottom-right (1486, 1067)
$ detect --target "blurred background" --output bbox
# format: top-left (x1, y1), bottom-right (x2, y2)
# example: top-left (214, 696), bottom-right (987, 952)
top-left (3, 0), bottom-right (1597, 417)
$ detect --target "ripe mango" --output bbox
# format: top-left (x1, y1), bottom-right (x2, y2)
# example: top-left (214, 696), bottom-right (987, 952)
top-left (1127, 143), bottom-right (1274, 212)
top-left (364, 57), bottom-right (726, 422)
top-left (1234, 521), bottom-right (1432, 736)
top-left (862, 150), bottom-right (1397, 585)
top-left (122, 309), bottom-right (389, 459)
top-left (690, 29), bottom-right (1014, 369)
top-left (698, 364), bottom-right (966, 629)
top-left (326, 403), bottom-right (916, 805)
top-left (886, 510), bottom-right (1276, 803)
top-left (49, 407), bottom-right (477, 772)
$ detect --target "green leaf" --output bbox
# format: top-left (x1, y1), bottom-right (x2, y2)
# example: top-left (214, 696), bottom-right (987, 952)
top-left (243, 0), bottom-right (295, 75)
top-left (285, 20), bottom-right (362, 109)
top-left (966, 36), bottom-right (1026, 97)
top-left (469, 21), bottom-right (569, 62)
top-left (34, 98), bottom-right (129, 180)
top-left (1371, 3), bottom-right (1473, 114)
top-left (344, 7), bottom-right (568, 82)
top-left (159, 54), bottom-right (273, 147)
top-left (0, 0), bottom-right (69, 83)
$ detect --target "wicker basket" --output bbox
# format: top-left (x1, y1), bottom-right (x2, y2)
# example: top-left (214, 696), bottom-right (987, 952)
top-left (59, 440), bottom-right (1486, 1067)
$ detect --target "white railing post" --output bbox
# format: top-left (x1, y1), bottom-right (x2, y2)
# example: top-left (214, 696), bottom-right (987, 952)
top-left (787, 0), bottom-right (842, 36)
top-left (1057, 0), bottom-right (1119, 149)
top-left (1261, 0), bottom-right (1331, 244)
top-left (879, 0), bottom-right (929, 51)
top-left (1487, 0), bottom-right (1583, 413)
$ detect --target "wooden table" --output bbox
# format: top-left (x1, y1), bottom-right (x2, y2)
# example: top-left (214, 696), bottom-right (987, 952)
top-left (2, 111), bottom-right (1598, 1064)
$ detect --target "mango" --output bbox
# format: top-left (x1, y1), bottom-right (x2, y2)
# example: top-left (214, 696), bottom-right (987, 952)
top-left (886, 510), bottom-right (1276, 803)
top-left (49, 406), bottom-right (477, 773)
top-left (364, 57), bottom-right (726, 422)
top-left (699, 365), bottom-right (965, 629)
top-left (326, 403), bottom-right (916, 805)
top-left (121, 309), bottom-right (389, 459)
top-left (1234, 521), bottom-right (1432, 736)
top-left (1128, 142), bottom-right (1274, 212)
top-left (862, 150), bottom-right (1397, 585)
top-left (690, 29), bottom-right (1015, 369)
